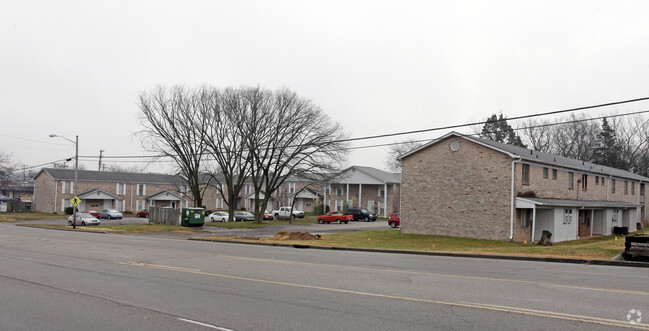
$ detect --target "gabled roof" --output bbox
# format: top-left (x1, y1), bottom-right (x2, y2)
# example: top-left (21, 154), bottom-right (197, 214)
top-left (333, 166), bottom-right (401, 185)
top-left (35, 168), bottom-right (186, 185)
top-left (400, 132), bottom-right (649, 182)
top-left (77, 188), bottom-right (119, 200)
top-left (147, 190), bottom-right (183, 201)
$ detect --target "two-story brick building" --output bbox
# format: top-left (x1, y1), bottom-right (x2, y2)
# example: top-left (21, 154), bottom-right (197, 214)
top-left (33, 168), bottom-right (191, 213)
top-left (399, 132), bottom-right (647, 243)
top-left (325, 166), bottom-right (401, 217)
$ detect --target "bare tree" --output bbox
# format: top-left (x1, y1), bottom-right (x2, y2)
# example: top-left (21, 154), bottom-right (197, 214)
top-left (551, 113), bottom-right (599, 161)
top-left (520, 118), bottom-right (554, 153)
top-left (385, 139), bottom-right (423, 172)
top-left (137, 86), bottom-right (212, 207)
top-left (235, 87), bottom-right (349, 223)
top-left (0, 151), bottom-right (16, 195)
top-left (611, 114), bottom-right (649, 176)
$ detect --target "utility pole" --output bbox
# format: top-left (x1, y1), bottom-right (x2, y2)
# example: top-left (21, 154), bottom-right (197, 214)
top-left (98, 149), bottom-right (104, 171)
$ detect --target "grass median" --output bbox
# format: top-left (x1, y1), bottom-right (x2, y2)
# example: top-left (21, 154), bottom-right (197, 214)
top-left (247, 229), bottom-right (640, 261)
top-left (0, 212), bottom-right (67, 222)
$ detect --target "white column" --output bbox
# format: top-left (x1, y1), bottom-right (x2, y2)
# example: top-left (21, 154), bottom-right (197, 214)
top-left (383, 184), bottom-right (388, 217)
top-left (531, 207), bottom-right (537, 242)
top-left (590, 209), bottom-right (594, 237)
top-left (346, 184), bottom-right (349, 203)
top-left (358, 184), bottom-right (362, 208)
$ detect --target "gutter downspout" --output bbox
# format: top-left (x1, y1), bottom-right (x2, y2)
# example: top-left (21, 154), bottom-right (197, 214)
top-left (510, 158), bottom-right (521, 240)
top-left (54, 180), bottom-right (58, 213)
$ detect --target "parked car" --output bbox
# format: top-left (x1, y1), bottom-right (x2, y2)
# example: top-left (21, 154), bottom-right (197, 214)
top-left (247, 210), bottom-right (274, 220)
top-left (317, 211), bottom-right (352, 224)
top-left (234, 211), bottom-right (255, 221)
top-left (272, 206), bottom-right (305, 219)
top-left (68, 213), bottom-right (100, 226)
top-left (136, 209), bottom-right (149, 218)
top-left (100, 209), bottom-right (123, 219)
top-left (388, 212), bottom-right (400, 228)
top-left (85, 210), bottom-right (101, 218)
top-left (208, 211), bottom-right (231, 222)
top-left (344, 208), bottom-right (377, 222)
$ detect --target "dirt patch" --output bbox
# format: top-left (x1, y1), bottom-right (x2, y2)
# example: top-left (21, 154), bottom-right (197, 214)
top-left (273, 231), bottom-right (322, 240)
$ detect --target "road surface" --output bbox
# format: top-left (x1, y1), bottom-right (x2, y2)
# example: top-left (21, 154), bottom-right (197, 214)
top-left (1, 224), bottom-right (647, 330)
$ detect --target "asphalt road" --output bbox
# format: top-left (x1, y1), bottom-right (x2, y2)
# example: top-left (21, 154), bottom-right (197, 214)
top-left (1, 224), bottom-right (648, 330)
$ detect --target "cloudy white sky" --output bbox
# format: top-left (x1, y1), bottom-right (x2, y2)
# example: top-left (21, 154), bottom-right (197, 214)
top-left (2, 0), bottom-right (649, 174)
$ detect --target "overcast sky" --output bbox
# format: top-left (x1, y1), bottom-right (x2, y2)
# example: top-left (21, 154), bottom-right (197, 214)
top-left (2, 0), bottom-right (649, 175)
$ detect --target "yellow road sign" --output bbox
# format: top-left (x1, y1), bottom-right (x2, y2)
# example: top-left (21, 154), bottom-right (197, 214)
top-left (70, 196), bottom-right (81, 206)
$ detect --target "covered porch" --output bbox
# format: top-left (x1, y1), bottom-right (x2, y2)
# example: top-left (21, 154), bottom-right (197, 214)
top-left (77, 189), bottom-right (119, 212)
top-left (516, 198), bottom-right (639, 243)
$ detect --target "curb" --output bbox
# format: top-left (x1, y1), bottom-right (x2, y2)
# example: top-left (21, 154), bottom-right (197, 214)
top-left (188, 237), bottom-right (649, 268)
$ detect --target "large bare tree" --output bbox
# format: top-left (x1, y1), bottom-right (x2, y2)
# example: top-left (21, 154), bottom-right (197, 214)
top-left (138, 86), bottom-right (212, 207)
top-left (385, 139), bottom-right (423, 172)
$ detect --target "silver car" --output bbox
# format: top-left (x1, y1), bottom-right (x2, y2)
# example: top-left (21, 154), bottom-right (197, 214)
top-left (234, 211), bottom-right (254, 221)
top-left (208, 211), bottom-right (231, 222)
top-left (100, 209), bottom-right (123, 219)
top-left (68, 213), bottom-right (101, 226)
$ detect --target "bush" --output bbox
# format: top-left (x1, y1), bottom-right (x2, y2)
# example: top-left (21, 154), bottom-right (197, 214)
top-left (312, 203), bottom-right (324, 215)
top-left (64, 207), bottom-right (74, 215)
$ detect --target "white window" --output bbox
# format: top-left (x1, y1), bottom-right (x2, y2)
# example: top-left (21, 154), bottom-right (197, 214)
top-left (136, 200), bottom-right (145, 211)
top-left (336, 186), bottom-right (343, 195)
top-left (62, 199), bottom-right (71, 211)
top-left (116, 183), bottom-right (126, 195)
top-left (378, 187), bottom-right (385, 197)
top-left (137, 184), bottom-right (146, 196)
top-left (521, 209), bottom-right (531, 227)
top-left (181, 201), bottom-right (188, 209)
top-left (116, 200), bottom-right (125, 211)
top-left (216, 198), bottom-right (223, 209)
top-left (325, 186), bottom-right (330, 195)
top-left (335, 200), bottom-right (343, 211)
top-left (245, 184), bottom-right (251, 195)
top-left (62, 181), bottom-right (73, 194)
top-left (149, 200), bottom-right (155, 207)
top-left (563, 209), bottom-right (573, 224)
top-left (612, 209), bottom-right (620, 222)
top-left (289, 183), bottom-right (296, 194)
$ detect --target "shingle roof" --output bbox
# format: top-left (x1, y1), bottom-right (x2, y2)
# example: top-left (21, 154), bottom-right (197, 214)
top-left (401, 132), bottom-right (649, 182)
top-left (351, 166), bottom-right (401, 184)
top-left (37, 168), bottom-right (186, 184)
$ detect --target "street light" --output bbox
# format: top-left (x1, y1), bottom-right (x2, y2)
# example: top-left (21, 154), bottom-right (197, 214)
top-left (50, 134), bottom-right (79, 229)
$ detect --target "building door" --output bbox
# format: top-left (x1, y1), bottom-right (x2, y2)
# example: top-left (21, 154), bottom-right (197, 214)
top-left (578, 210), bottom-right (590, 237)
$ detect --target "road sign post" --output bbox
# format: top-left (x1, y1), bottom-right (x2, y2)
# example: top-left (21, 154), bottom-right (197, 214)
top-left (70, 196), bottom-right (81, 229)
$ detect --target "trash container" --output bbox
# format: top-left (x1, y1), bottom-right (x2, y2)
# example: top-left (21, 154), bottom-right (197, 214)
top-left (181, 207), bottom-right (205, 227)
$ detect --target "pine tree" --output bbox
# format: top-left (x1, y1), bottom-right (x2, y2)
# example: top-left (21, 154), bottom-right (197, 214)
top-left (593, 118), bottom-right (626, 169)
top-left (480, 113), bottom-right (527, 148)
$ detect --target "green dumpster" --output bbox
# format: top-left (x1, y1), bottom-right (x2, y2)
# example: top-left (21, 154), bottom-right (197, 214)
top-left (181, 207), bottom-right (205, 227)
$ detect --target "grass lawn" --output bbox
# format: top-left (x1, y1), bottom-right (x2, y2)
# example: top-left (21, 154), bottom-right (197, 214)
top-left (0, 212), bottom-right (67, 222)
top-left (251, 229), bottom-right (645, 261)
top-left (203, 216), bottom-right (316, 229)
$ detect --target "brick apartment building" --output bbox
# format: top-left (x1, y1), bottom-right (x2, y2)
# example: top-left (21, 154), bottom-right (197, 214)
top-left (399, 132), bottom-right (647, 243)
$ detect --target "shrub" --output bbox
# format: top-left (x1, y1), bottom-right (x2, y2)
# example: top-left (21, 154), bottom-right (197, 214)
top-left (64, 207), bottom-right (74, 215)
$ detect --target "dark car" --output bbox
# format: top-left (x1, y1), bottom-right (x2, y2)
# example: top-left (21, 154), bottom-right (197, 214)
top-left (234, 211), bottom-right (255, 221)
top-left (137, 209), bottom-right (149, 218)
top-left (388, 212), bottom-right (400, 228)
top-left (344, 208), bottom-right (377, 222)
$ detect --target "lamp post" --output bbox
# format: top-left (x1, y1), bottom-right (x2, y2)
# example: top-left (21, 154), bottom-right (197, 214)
top-left (50, 134), bottom-right (78, 229)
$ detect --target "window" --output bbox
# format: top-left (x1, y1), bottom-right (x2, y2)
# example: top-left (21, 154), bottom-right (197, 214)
top-left (325, 186), bottom-right (330, 195)
top-left (581, 174), bottom-right (588, 191)
top-left (62, 199), bottom-right (71, 211)
top-left (596, 176), bottom-right (599, 185)
top-left (116, 200), bottom-right (125, 211)
top-left (521, 209), bottom-right (532, 227)
top-left (245, 184), bottom-right (252, 195)
top-left (378, 187), bottom-right (385, 197)
top-left (542, 167), bottom-right (548, 179)
top-left (137, 184), bottom-right (146, 196)
top-left (216, 198), bottom-right (223, 209)
top-left (180, 185), bottom-right (188, 196)
top-left (116, 183), bottom-right (126, 195)
top-left (522, 164), bottom-right (530, 185)
top-left (552, 169), bottom-right (557, 180)
top-left (641, 183), bottom-right (645, 196)
top-left (62, 181), bottom-right (73, 194)
top-left (612, 209), bottom-right (620, 222)
top-left (563, 209), bottom-right (573, 224)
top-left (631, 182), bottom-right (635, 195)
top-left (335, 200), bottom-right (343, 211)
top-left (136, 200), bottom-right (145, 211)
top-left (568, 172), bottom-right (574, 190)
top-left (289, 183), bottom-right (295, 194)
top-left (624, 181), bottom-right (629, 195)
top-left (611, 179), bottom-right (616, 194)
top-left (336, 186), bottom-right (343, 195)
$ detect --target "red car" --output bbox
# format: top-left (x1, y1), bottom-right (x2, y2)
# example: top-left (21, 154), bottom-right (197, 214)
top-left (137, 209), bottom-right (149, 218)
top-left (317, 211), bottom-right (352, 224)
top-left (86, 210), bottom-right (101, 218)
top-left (388, 212), bottom-right (400, 228)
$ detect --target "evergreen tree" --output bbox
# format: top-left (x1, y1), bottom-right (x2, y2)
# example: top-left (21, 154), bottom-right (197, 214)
top-left (480, 113), bottom-right (526, 147)
top-left (593, 118), bottom-right (626, 169)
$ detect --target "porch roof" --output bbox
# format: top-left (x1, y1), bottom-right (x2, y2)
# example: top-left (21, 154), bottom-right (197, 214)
top-left (516, 197), bottom-right (639, 209)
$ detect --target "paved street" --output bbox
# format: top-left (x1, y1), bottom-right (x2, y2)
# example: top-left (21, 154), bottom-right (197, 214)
top-left (1, 223), bottom-right (648, 330)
